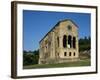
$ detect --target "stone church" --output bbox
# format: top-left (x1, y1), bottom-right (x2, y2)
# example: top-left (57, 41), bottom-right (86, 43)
top-left (39, 19), bottom-right (79, 64)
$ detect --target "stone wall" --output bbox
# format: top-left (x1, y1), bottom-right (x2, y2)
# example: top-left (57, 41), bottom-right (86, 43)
top-left (39, 20), bottom-right (79, 64)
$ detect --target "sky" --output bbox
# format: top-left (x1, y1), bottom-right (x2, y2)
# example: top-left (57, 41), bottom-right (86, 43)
top-left (23, 10), bottom-right (91, 51)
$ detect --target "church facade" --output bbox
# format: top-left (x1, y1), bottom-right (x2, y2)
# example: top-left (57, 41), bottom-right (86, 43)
top-left (39, 19), bottom-right (79, 64)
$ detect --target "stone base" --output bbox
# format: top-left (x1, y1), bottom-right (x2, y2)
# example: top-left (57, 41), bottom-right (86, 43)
top-left (39, 58), bottom-right (80, 64)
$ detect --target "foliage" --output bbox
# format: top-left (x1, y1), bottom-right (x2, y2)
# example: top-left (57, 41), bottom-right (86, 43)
top-left (23, 50), bottom-right (39, 66)
top-left (79, 36), bottom-right (91, 51)
top-left (23, 36), bottom-right (91, 66)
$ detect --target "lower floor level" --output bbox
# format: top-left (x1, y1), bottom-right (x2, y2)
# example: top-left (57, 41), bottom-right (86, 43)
top-left (39, 57), bottom-right (79, 64)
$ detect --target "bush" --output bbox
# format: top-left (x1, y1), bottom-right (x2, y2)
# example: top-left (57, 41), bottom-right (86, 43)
top-left (23, 50), bottom-right (39, 66)
top-left (79, 36), bottom-right (90, 52)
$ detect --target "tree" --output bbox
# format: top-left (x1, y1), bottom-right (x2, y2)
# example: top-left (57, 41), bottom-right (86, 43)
top-left (79, 36), bottom-right (91, 51)
top-left (23, 49), bottom-right (39, 66)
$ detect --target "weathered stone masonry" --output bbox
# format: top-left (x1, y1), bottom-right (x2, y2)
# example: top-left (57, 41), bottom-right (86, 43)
top-left (39, 19), bottom-right (79, 64)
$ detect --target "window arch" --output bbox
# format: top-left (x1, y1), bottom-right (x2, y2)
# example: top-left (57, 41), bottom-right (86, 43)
top-left (63, 35), bottom-right (67, 48)
top-left (68, 35), bottom-right (72, 48)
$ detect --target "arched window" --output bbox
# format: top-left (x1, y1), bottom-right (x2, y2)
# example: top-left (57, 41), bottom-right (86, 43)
top-left (63, 35), bottom-right (67, 48)
top-left (57, 37), bottom-right (59, 47)
top-left (73, 52), bottom-right (75, 56)
top-left (68, 35), bottom-right (72, 48)
top-left (73, 37), bottom-right (76, 48)
top-left (58, 53), bottom-right (59, 56)
top-left (64, 52), bottom-right (67, 56)
top-left (69, 52), bottom-right (71, 56)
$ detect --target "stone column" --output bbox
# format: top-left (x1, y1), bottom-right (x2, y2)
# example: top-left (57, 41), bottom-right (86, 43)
top-left (76, 36), bottom-right (79, 58)
top-left (51, 31), bottom-right (55, 58)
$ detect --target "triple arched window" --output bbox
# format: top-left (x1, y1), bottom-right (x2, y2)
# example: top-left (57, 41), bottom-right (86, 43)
top-left (63, 35), bottom-right (76, 48)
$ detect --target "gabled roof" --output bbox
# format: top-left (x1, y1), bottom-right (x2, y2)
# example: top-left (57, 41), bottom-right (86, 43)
top-left (39, 19), bottom-right (78, 43)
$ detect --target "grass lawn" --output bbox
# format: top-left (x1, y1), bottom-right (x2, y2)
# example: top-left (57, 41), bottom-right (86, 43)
top-left (23, 59), bottom-right (90, 69)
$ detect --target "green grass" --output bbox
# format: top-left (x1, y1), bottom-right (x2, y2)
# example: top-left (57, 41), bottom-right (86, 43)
top-left (23, 59), bottom-right (90, 69)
